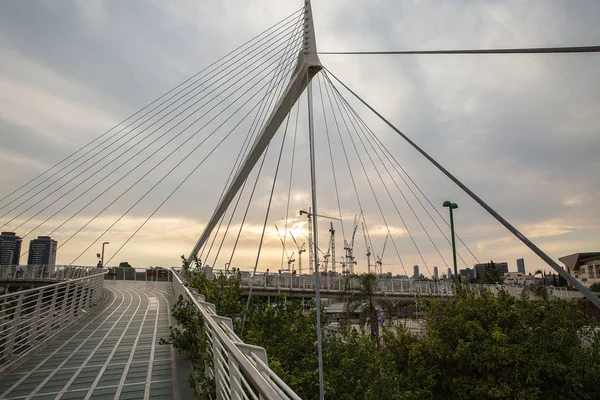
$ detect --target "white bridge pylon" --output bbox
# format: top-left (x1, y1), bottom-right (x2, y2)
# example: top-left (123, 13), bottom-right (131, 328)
top-left (187, 2), bottom-right (322, 263)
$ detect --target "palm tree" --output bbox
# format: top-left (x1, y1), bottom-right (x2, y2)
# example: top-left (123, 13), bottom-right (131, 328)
top-left (534, 269), bottom-right (547, 286)
top-left (342, 273), bottom-right (393, 346)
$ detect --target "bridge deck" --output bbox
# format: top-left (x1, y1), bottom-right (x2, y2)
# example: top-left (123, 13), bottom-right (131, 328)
top-left (0, 281), bottom-right (191, 400)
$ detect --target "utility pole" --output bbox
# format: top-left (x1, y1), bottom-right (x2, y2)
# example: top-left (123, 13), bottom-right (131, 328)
top-left (443, 201), bottom-right (459, 284)
top-left (101, 242), bottom-right (109, 268)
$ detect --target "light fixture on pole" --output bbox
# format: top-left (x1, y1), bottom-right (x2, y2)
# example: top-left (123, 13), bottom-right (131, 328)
top-left (443, 201), bottom-right (459, 284)
top-left (101, 242), bottom-right (110, 268)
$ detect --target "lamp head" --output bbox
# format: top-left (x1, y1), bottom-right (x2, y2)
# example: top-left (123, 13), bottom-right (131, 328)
top-left (103, 242), bottom-right (110, 245)
top-left (443, 201), bottom-right (452, 207)
top-left (451, 203), bottom-right (458, 209)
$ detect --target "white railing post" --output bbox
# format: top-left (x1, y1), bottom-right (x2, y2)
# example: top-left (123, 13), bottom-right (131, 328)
top-left (60, 282), bottom-right (73, 325)
top-left (171, 269), bottom-right (301, 399)
top-left (44, 285), bottom-right (60, 338)
top-left (28, 289), bottom-right (45, 347)
top-left (3, 293), bottom-right (24, 360)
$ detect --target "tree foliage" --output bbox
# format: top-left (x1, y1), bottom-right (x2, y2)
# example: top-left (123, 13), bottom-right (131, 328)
top-left (342, 273), bottom-right (394, 344)
top-left (163, 267), bottom-right (600, 399)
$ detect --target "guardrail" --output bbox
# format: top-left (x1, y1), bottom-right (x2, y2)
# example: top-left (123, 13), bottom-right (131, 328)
top-left (224, 272), bottom-right (573, 300)
top-left (0, 268), bottom-right (106, 372)
top-left (104, 267), bottom-right (172, 282)
top-left (235, 273), bottom-right (458, 296)
top-left (172, 270), bottom-right (301, 400)
top-left (0, 265), bottom-right (101, 281)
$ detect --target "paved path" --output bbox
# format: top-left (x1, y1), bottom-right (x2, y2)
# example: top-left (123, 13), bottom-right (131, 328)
top-left (0, 281), bottom-right (192, 400)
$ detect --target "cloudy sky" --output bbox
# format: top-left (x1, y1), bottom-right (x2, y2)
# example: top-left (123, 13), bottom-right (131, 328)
top-left (1, 0), bottom-right (599, 276)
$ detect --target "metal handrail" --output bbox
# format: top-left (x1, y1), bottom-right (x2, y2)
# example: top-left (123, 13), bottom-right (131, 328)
top-left (0, 269), bottom-right (107, 373)
top-left (0, 265), bottom-right (101, 281)
top-left (172, 270), bottom-right (301, 400)
top-left (219, 272), bottom-right (572, 299)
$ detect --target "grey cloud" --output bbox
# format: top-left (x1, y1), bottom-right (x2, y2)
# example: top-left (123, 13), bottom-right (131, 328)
top-left (1, 0), bottom-right (599, 272)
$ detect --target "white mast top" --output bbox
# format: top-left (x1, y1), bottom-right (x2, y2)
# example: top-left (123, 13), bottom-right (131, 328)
top-left (302, 0), bottom-right (320, 67)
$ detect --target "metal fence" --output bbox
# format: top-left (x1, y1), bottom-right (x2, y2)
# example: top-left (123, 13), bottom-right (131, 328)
top-left (172, 270), bottom-right (301, 400)
top-left (236, 273), bottom-right (458, 296)
top-left (104, 267), bottom-right (172, 282)
top-left (0, 268), bottom-right (106, 372)
top-left (228, 272), bottom-right (575, 300)
top-left (0, 265), bottom-right (101, 281)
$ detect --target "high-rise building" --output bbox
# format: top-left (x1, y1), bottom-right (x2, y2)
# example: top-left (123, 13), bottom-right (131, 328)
top-left (517, 258), bottom-right (525, 274)
top-left (413, 265), bottom-right (420, 280)
top-left (474, 262), bottom-right (509, 279)
top-left (433, 266), bottom-right (439, 280)
top-left (447, 267), bottom-right (452, 279)
top-left (459, 268), bottom-right (476, 281)
top-left (0, 232), bottom-right (22, 266)
top-left (27, 236), bottom-right (57, 267)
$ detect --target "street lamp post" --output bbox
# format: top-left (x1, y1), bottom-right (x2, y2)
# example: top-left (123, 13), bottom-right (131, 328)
top-left (101, 242), bottom-right (110, 268)
top-left (443, 201), bottom-right (459, 284)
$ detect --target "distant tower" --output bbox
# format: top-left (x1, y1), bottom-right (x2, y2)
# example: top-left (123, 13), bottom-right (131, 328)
top-left (413, 265), bottom-right (420, 280)
top-left (0, 232), bottom-right (22, 266)
top-left (517, 258), bottom-right (526, 274)
top-left (433, 266), bottom-right (439, 280)
top-left (27, 236), bottom-right (58, 269)
top-left (447, 267), bottom-right (453, 279)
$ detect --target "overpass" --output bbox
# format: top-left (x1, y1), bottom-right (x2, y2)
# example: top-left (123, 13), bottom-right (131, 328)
top-left (223, 270), bottom-right (576, 301)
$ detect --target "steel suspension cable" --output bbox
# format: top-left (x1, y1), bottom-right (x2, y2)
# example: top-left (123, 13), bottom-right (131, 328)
top-left (221, 68), bottom-right (302, 267)
top-left (210, 63), bottom-right (302, 269)
top-left (329, 77), bottom-right (478, 266)
top-left (328, 75), bottom-right (432, 277)
top-left (326, 73), bottom-right (450, 271)
top-left (0, 11), bottom-right (303, 213)
top-left (201, 21), bottom-right (304, 264)
top-left (0, 8), bottom-right (303, 207)
top-left (241, 110), bottom-right (291, 334)
top-left (48, 52), bottom-right (302, 261)
top-left (318, 45), bottom-right (600, 55)
top-left (76, 58), bottom-right (300, 265)
top-left (203, 19), bottom-right (305, 264)
top-left (281, 102), bottom-right (301, 270)
top-left (204, 25), bottom-right (306, 265)
top-left (316, 75), bottom-right (346, 241)
top-left (321, 71), bottom-right (408, 276)
top-left (328, 72), bottom-right (479, 267)
top-left (11, 36), bottom-right (303, 238)
top-left (1, 29), bottom-right (300, 228)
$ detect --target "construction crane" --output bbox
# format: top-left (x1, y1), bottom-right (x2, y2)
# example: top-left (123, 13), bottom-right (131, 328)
top-left (329, 222), bottom-right (336, 273)
top-left (375, 233), bottom-right (389, 276)
top-left (343, 215), bottom-right (358, 275)
top-left (361, 221), bottom-right (372, 274)
top-left (299, 208), bottom-right (341, 274)
top-left (289, 231), bottom-right (305, 275)
top-left (274, 225), bottom-right (295, 272)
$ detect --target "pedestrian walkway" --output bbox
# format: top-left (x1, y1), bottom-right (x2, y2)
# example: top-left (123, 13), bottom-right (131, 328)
top-left (0, 281), bottom-right (192, 400)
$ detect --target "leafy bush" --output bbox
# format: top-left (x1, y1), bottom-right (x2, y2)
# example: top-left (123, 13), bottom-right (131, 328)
top-left (164, 265), bottom-right (600, 399)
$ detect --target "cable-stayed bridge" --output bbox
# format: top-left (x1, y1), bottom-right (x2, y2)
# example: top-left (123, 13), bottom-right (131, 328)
top-left (1, 1), bottom-right (599, 398)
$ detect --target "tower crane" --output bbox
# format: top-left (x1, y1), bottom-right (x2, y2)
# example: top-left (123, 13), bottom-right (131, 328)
top-left (361, 221), bottom-right (371, 274)
top-left (289, 231), bottom-right (305, 275)
top-left (343, 215), bottom-right (358, 274)
top-left (375, 233), bottom-right (389, 276)
top-left (329, 222), bottom-right (336, 273)
top-left (274, 225), bottom-right (295, 272)
top-left (299, 208), bottom-right (341, 274)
